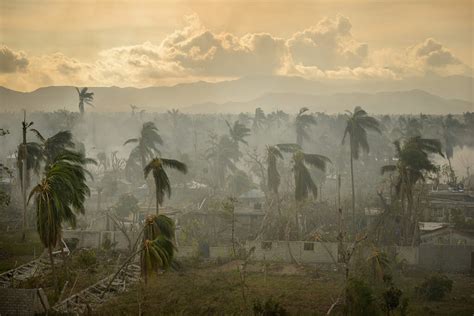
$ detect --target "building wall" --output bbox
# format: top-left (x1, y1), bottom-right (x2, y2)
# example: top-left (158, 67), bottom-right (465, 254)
top-left (246, 241), bottom-right (338, 264)
top-left (421, 231), bottom-right (474, 246)
top-left (62, 230), bottom-right (136, 250)
top-left (62, 231), bottom-right (473, 273)
top-left (419, 245), bottom-right (474, 272)
top-left (394, 246), bottom-right (419, 265)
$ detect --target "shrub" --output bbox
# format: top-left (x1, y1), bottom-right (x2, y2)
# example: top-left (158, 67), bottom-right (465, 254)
top-left (253, 297), bottom-right (287, 316)
top-left (382, 285), bottom-right (403, 314)
top-left (346, 278), bottom-right (380, 316)
top-left (115, 193), bottom-right (139, 218)
top-left (76, 249), bottom-right (97, 268)
top-left (416, 274), bottom-right (453, 301)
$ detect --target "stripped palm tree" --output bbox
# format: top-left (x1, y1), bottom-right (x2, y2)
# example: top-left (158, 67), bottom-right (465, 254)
top-left (75, 87), bottom-right (94, 115)
top-left (342, 106), bottom-right (381, 228)
top-left (295, 107), bottom-right (316, 147)
top-left (144, 157), bottom-right (187, 214)
top-left (28, 151), bottom-right (91, 292)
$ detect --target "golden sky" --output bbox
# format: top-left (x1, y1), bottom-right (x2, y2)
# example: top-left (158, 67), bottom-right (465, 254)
top-left (1, 0), bottom-right (473, 91)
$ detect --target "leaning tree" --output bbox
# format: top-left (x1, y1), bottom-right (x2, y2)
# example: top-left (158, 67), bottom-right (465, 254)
top-left (75, 87), bottom-right (94, 116)
top-left (342, 106), bottom-right (381, 229)
top-left (28, 151), bottom-right (92, 292)
top-left (144, 157), bottom-right (187, 215)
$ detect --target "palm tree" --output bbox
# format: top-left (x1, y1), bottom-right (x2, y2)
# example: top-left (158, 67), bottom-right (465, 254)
top-left (130, 104), bottom-right (138, 116)
top-left (252, 107), bottom-right (266, 131)
top-left (205, 134), bottom-right (240, 187)
top-left (30, 130), bottom-right (75, 166)
top-left (342, 106), bottom-right (381, 228)
top-left (439, 115), bottom-right (464, 184)
top-left (292, 150), bottom-right (331, 202)
top-left (124, 122), bottom-right (163, 172)
top-left (226, 120), bottom-right (251, 146)
top-left (28, 151), bottom-right (91, 292)
top-left (144, 157), bottom-right (187, 214)
top-left (267, 110), bottom-right (289, 128)
top-left (295, 107), bottom-right (316, 147)
top-left (266, 146), bottom-right (283, 195)
top-left (266, 143), bottom-right (301, 195)
top-left (141, 214), bottom-right (175, 283)
top-left (75, 87), bottom-right (94, 115)
top-left (381, 136), bottom-right (443, 244)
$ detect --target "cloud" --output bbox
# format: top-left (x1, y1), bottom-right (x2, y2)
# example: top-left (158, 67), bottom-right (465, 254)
top-left (413, 38), bottom-right (461, 67)
top-left (287, 15), bottom-right (368, 71)
top-left (370, 38), bottom-right (469, 77)
top-left (0, 15), bottom-right (470, 91)
top-left (0, 46), bottom-right (29, 73)
top-left (158, 14), bottom-right (287, 76)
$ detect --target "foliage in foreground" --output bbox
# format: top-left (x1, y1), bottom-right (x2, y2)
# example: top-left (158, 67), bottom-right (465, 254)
top-left (416, 274), bottom-right (453, 301)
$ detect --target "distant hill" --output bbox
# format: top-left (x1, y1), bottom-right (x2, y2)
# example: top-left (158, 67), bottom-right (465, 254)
top-left (183, 90), bottom-right (473, 114)
top-left (0, 75), bottom-right (472, 114)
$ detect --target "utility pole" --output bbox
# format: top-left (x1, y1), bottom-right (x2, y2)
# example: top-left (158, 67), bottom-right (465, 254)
top-left (20, 110), bottom-right (33, 242)
top-left (337, 174), bottom-right (341, 211)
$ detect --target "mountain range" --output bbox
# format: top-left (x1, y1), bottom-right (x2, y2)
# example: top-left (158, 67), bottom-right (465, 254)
top-left (0, 75), bottom-right (472, 114)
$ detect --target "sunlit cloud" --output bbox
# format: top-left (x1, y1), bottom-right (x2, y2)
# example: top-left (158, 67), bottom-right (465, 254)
top-left (0, 14), bottom-right (471, 91)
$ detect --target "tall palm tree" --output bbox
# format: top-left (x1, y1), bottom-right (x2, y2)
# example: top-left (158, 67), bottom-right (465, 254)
top-left (381, 136), bottom-right (443, 244)
top-left (75, 87), bottom-right (94, 115)
top-left (144, 157), bottom-right (187, 214)
top-left (342, 106), bottom-right (381, 228)
top-left (295, 107), bottom-right (316, 147)
top-left (28, 151), bottom-right (91, 292)
top-left (281, 145), bottom-right (330, 237)
top-left (439, 115), bottom-right (464, 184)
top-left (124, 122), bottom-right (163, 172)
top-left (226, 120), bottom-right (251, 146)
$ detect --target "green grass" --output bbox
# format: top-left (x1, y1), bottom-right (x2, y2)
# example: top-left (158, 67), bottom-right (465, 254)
top-left (97, 261), bottom-right (474, 316)
top-left (0, 230), bottom-right (43, 272)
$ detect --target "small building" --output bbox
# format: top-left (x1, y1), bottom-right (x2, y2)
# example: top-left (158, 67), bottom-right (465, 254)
top-left (420, 226), bottom-right (474, 245)
top-left (0, 288), bottom-right (49, 315)
top-left (239, 189), bottom-right (265, 210)
top-left (425, 190), bottom-right (474, 222)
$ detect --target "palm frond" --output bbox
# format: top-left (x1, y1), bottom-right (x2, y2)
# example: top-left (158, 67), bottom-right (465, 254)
top-left (303, 153), bottom-right (331, 171)
top-left (276, 143), bottom-right (301, 153)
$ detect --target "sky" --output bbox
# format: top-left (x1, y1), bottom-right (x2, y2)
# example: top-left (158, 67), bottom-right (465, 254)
top-left (0, 0), bottom-right (473, 91)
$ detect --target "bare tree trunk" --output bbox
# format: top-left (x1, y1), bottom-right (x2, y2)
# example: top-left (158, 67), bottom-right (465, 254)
top-left (231, 208), bottom-right (236, 257)
top-left (447, 157), bottom-right (455, 184)
top-left (349, 139), bottom-right (356, 232)
top-left (21, 111), bottom-right (28, 242)
top-left (155, 189), bottom-right (160, 215)
top-left (48, 246), bottom-right (59, 294)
